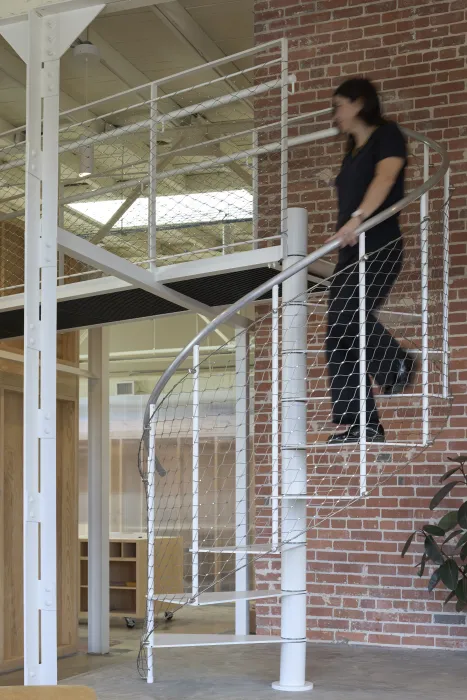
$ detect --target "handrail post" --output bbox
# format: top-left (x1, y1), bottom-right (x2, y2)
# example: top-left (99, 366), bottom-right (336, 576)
top-left (271, 284), bottom-right (280, 550)
top-left (421, 144), bottom-right (430, 445)
top-left (442, 168), bottom-right (451, 399)
top-left (359, 232), bottom-right (367, 496)
top-left (146, 404), bottom-right (156, 684)
top-left (280, 36), bottom-right (289, 243)
top-left (252, 130), bottom-right (259, 249)
top-left (192, 345), bottom-right (200, 600)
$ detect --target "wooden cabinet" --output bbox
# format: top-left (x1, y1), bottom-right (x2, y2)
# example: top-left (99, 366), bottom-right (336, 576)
top-left (79, 536), bottom-right (184, 622)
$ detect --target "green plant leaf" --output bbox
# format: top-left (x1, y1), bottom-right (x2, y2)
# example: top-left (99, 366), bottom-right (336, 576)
top-left (440, 466), bottom-right (461, 482)
top-left (455, 598), bottom-right (466, 612)
top-left (438, 512), bottom-right (459, 532)
top-left (444, 589), bottom-right (456, 605)
top-left (424, 536), bottom-right (445, 565)
top-left (423, 525), bottom-right (445, 536)
top-left (456, 577), bottom-right (467, 603)
top-left (460, 542), bottom-right (467, 561)
top-left (456, 532), bottom-right (467, 550)
top-left (458, 502), bottom-right (467, 530)
top-left (418, 552), bottom-right (427, 577)
top-left (401, 531), bottom-right (417, 557)
top-left (430, 481), bottom-right (464, 510)
top-left (428, 568), bottom-right (442, 591)
top-left (448, 455), bottom-right (467, 464)
top-left (444, 529), bottom-right (463, 545)
top-left (439, 560), bottom-right (459, 591)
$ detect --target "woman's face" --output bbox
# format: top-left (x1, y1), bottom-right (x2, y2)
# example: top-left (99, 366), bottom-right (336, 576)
top-left (333, 95), bottom-right (363, 133)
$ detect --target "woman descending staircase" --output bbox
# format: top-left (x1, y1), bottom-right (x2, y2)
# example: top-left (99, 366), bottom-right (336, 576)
top-left (138, 117), bottom-right (451, 688)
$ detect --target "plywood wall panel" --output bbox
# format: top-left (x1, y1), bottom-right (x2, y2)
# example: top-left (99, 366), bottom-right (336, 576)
top-left (2, 390), bottom-right (24, 664)
top-left (57, 399), bottom-right (79, 651)
top-left (0, 388), bottom-right (79, 671)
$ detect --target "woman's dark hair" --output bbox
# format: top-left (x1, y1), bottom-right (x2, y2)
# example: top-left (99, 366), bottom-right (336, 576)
top-left (333, 77), bottom-right (386, 152)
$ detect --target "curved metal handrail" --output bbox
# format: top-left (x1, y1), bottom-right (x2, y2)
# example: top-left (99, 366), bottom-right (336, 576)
top-left (143, 125), bottom-right (449, 433)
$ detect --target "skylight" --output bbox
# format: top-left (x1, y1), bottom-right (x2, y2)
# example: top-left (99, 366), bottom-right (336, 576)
top-left (69, 190), bottom-right (253, 229)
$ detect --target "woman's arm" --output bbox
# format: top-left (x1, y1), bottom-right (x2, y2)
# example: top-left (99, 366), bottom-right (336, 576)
top-left (329, 156), bottom-right (405, 248)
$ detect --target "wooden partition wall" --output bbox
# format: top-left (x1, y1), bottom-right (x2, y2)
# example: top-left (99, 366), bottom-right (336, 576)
top-left (0, 218), bottom-right (80, 673)
top-left (0, 340), bottom-right (80, 673)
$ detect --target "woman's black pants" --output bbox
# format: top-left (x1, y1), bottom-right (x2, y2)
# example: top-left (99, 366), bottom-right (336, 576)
top-left (325, 240), bottom-right (406, 427)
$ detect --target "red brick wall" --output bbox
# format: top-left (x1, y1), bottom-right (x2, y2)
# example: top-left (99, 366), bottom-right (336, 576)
top-left (254, 0), bottom-right (467, 650)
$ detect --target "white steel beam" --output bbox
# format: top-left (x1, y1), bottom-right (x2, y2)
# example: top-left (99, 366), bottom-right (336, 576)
top-left (153, 244), bottom-right (283, 283)
top-left (57, 226), bottom-right (248, 326)
top-left (152, 2), bottom-right (252, 92)
top-left (102, 0), bottom-right (174, 13)
top-left (0, 243), bottom-right (287, 312)
top-left (0, 1), bottom-right (102, 21)
top-left (0, 0), bottom-right (171, 20)
top-left (86, 27), bottom-right (179, 116)
top-left (88, 27), bottom-right (155, 102)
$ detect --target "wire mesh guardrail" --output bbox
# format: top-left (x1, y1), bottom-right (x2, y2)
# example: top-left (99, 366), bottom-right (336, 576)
top-left (0, 40), bottom-right (294, 294)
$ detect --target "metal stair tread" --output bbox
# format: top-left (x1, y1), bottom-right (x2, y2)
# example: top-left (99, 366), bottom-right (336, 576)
top-left (190, 545), bottom-right (277, 554)
top-left (152, 590), bottom-right (296, 606)
top-left (151, 633), bottom-right (287, 648)
top-left (279, 494), bottom-right (355, 501)
top-left (283, 441), bottom-right (424, 449)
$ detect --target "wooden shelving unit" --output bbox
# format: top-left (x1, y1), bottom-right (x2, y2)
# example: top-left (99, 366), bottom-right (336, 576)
top-left (79, 535), bottom-right (184, 624)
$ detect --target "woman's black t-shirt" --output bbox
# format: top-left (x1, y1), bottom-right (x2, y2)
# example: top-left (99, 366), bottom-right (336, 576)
top-left (335, 121), bottom-right (407, 263)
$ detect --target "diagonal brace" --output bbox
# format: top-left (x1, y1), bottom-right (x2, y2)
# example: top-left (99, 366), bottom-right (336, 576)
top-left (57, 227), bottom-right (248, 328)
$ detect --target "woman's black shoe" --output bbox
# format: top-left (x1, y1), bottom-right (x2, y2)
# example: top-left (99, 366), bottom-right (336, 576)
top-left (382, 354), bottom-right (417, 395)
top-left (327, 424), bottom-right (385, 445)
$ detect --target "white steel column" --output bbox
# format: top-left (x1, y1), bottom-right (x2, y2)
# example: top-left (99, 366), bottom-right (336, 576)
top-left (358, 233), bottom-right (367, 496)
top-left (420, 144), bottom-right (430, 445)
top-left (40, 37), bottom-right (61, 684)
top-left (0, 4), bottom-right (104, 684)
top-left (87, 327), bottom-right (110, 655)
top-left (20, 10), bottom-right (42, 686)
top-left (442, 168), bottom-right (451, 399)
top-left (146, 404), bottom-right (157, 684)
top-left (148, 83), bottom-right (158, 271)
top-left (273, 207), bottom-right (312, 692)
top-left (235, 329), bottom-right (250, 635)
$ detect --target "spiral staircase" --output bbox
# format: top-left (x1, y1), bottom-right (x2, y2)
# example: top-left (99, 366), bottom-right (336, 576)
top-left (139, 126), bottom-right (451, 690)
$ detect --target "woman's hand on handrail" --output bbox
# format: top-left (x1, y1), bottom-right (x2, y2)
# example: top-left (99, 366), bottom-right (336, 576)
top-left (326, 216), bottom-right (361, 248)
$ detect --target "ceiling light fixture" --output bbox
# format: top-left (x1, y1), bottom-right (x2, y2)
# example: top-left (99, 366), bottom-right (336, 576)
top-left (72, 41), bottom-right (100, 63)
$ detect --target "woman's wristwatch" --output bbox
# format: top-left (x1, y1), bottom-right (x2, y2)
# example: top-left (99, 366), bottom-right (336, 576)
top-left (351, 208), bottom-right (365, 222)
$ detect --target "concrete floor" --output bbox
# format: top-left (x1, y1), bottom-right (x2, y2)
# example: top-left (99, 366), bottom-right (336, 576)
top-left (0, 605), bottom-right (236, 686)
top-left (62, 643), bottom-right (467, 700)
top-left (2, 606), bottom-right (466, 699)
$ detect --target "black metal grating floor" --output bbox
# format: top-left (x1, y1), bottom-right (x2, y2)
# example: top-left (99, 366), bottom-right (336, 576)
top-left (0, 267), bottom-right (281, 340)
